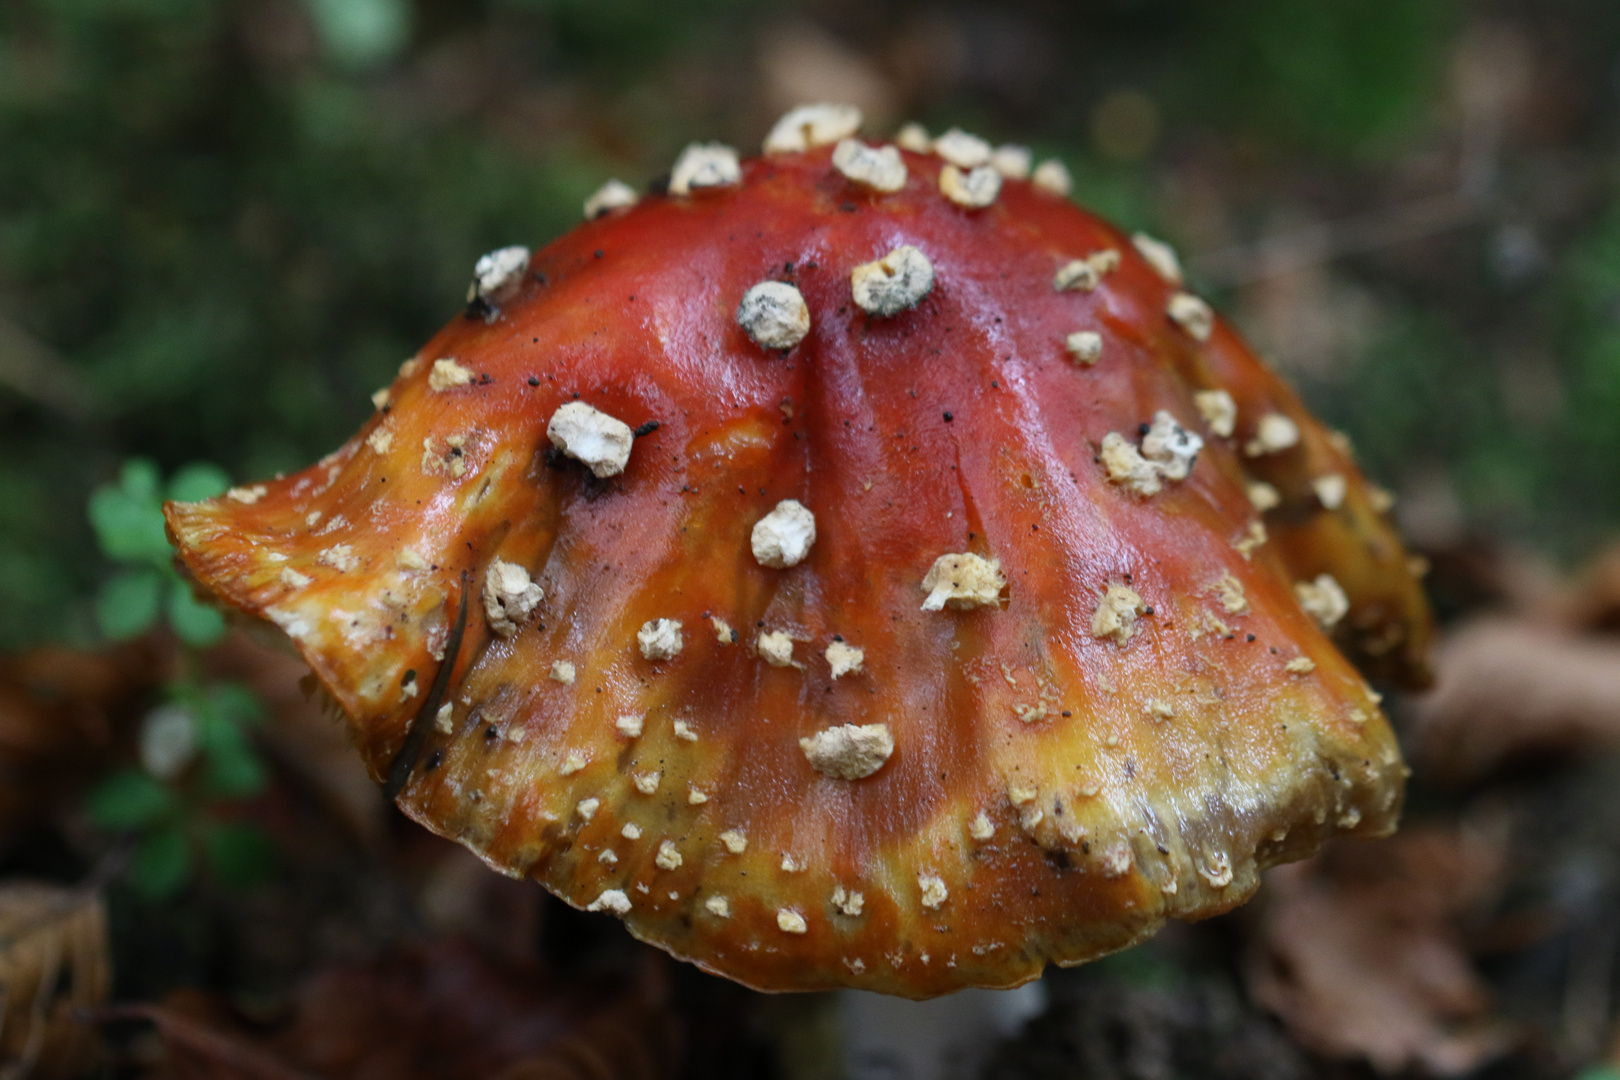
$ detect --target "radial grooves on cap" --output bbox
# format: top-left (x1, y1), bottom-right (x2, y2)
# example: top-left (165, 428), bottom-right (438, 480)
top-left (164, 144), bottom-right (1426, 998)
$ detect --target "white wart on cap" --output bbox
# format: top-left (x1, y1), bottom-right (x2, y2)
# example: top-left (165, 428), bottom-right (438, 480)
top-left (470, 246), bottom-right (530, 304)
top-left (1247, 480), bottom-right (1282, 512)
top-left (1065, 330), bottom-right (1103, 365)
top-left (757, 631), bottom-right (797, 668)
top-left (1092, 582), bottom-right (1146, 645)
top-left (1032, 159), bottom-right (1073, 197)
top-left (1167, 292), bottom-right (1214, 341)
top-left (584, 179), bottom-right (638, 220)
top-left (1054, 249), bottom-right (1121, 292)
top-left (586, 889), bottom-right (631, 915)
top-left (1099, 410), bottom-right (1203, 497)
top-left (939, 165), bottom-right (1001, 208)
top-left (751, 499), bottom-right (817, 568)
top-left (736, 281), bottom-right (811, 350)
top-left (990, 144), bottom-right (1032, 179)
top-left (895, 122), bottom-right (931, 152)
top-left (1132, 233), bottom-right (1184, 285)
top-left (547, 401), bottom-right (634, 478)
top-left (1140, 412), bottom-right (1202, 479)
top-left (1246, 412), bottom-right (1301, 456)
top-left (638, 618), bottom-right (684, 660)
top-left (932, 128), bottom-right (992, 168)
top-left (800, 723), bottom-right (894, 780)
top-left (763, 104), bottom-right (863, 154)
top-left (483, 559), bottom-right (543, 638)
top-left (429, 358), bottom-right (473, 391)
top-left (825, 640), bottom-right (864, 679)
top-left (920, 553), bottom-right (1006, 611)
top-left (851, 245), bottom-right (934, 316)
top-left (1194, 389), bottom-right (1237, 437)
top-left (1295, 574), bottom-right (1350, 629)
top-left (1313, 473), bottom-right (1347, 510)
top-left (832, 139), bottom-right (907, 192)
top-left (669, 143), bottom-right (741, 195)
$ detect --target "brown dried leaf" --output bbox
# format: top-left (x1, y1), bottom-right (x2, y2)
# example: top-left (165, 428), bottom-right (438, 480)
top-left (0, 883), bottom-right (112, 1079)
top-left (485, 996), bottom-right (680, 1080)
top-left (1246, 828), bottom-right (1511, 1076)
top-left (118, 998), bottom-right (314, 1080)
top-left (1409, 617), bottom-right (1620, 783)
top-left (0, 642), bottom-right (165, 835)
top-left (411, 843), bottom-right (542, 959)
top-left (133, 940), bottom-right (679, 1080)
top-left (1568, 541), bottom-right (1620, 633)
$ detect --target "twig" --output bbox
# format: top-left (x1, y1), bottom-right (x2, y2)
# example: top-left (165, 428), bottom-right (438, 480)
top-left (383, 570), bottom-right (470, 800)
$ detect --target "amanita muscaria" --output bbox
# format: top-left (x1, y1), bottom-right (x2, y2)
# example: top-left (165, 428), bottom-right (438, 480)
top-left (166, 105), bottom-right (1432, 998)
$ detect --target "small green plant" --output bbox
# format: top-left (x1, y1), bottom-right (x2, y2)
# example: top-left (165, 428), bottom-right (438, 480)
top-left (1575, 1068), bottom-right (1620, 1080)
top-left (84, 459), bottom-right (276, 899)
top-left (85, 680), bottom-right (275, 898)
top-left (88, 459), bottom-right (230, 647)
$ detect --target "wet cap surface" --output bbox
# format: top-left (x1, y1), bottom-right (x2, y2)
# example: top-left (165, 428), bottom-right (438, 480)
top-left (166, 123), bottom-right (1432, 999)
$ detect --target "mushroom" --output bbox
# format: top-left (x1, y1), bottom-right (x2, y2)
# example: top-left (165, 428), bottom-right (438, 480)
top-left (164, 108), bottom-right (1432, 999)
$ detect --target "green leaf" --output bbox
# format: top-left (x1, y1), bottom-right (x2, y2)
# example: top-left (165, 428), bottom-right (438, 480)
top-left (88, 481), bottom-right (171, 566)
top-left (202, 682), bottom-right (264, 729)
top-left (1182, 0), bottom-right (1458, 158)
top-left (1574, 1068), bottom-right (1620, 1080)
top-left (203, 747), bottom-right (267, 799)
top-left (1087, 943), bottom-right (1180, 990)
top-left (200, 821), bottom-right (276, 888)
top-left (131, 825), bottom-right (191, 900)
top-left (87, 769), bottom-right (177, 830)
top-left (96, 569), bottom-right (163, 640)
top-left (119, 459), bottom-right (163, 504)
top-left (167, 462), bottom-right (231, 503)
top-left (302, 0), bottom-right (411, 69)
top-left (167, 583), bottom-right (226, 647)
top-left (196, 715), bottom-right (267, 799)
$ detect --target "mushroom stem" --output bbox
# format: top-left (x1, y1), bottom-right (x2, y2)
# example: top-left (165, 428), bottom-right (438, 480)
top-left (383, 570), bottom-right (470, 800)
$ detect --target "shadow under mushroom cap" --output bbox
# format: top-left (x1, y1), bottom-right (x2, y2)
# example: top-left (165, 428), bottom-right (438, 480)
top-left (165, 130), bottom-right (1430, 999)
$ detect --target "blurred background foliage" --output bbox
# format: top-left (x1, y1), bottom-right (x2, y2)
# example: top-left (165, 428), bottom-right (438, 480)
top-left (2, 0), bottom-right (1620, 648)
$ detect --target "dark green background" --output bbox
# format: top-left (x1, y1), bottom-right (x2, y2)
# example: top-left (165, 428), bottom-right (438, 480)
top-left (4, 0), bottom-right (1617, 648)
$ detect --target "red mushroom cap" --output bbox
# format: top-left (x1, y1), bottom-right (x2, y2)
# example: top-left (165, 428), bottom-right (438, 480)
top-left (166, 113), bottom-right (1431, 998)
